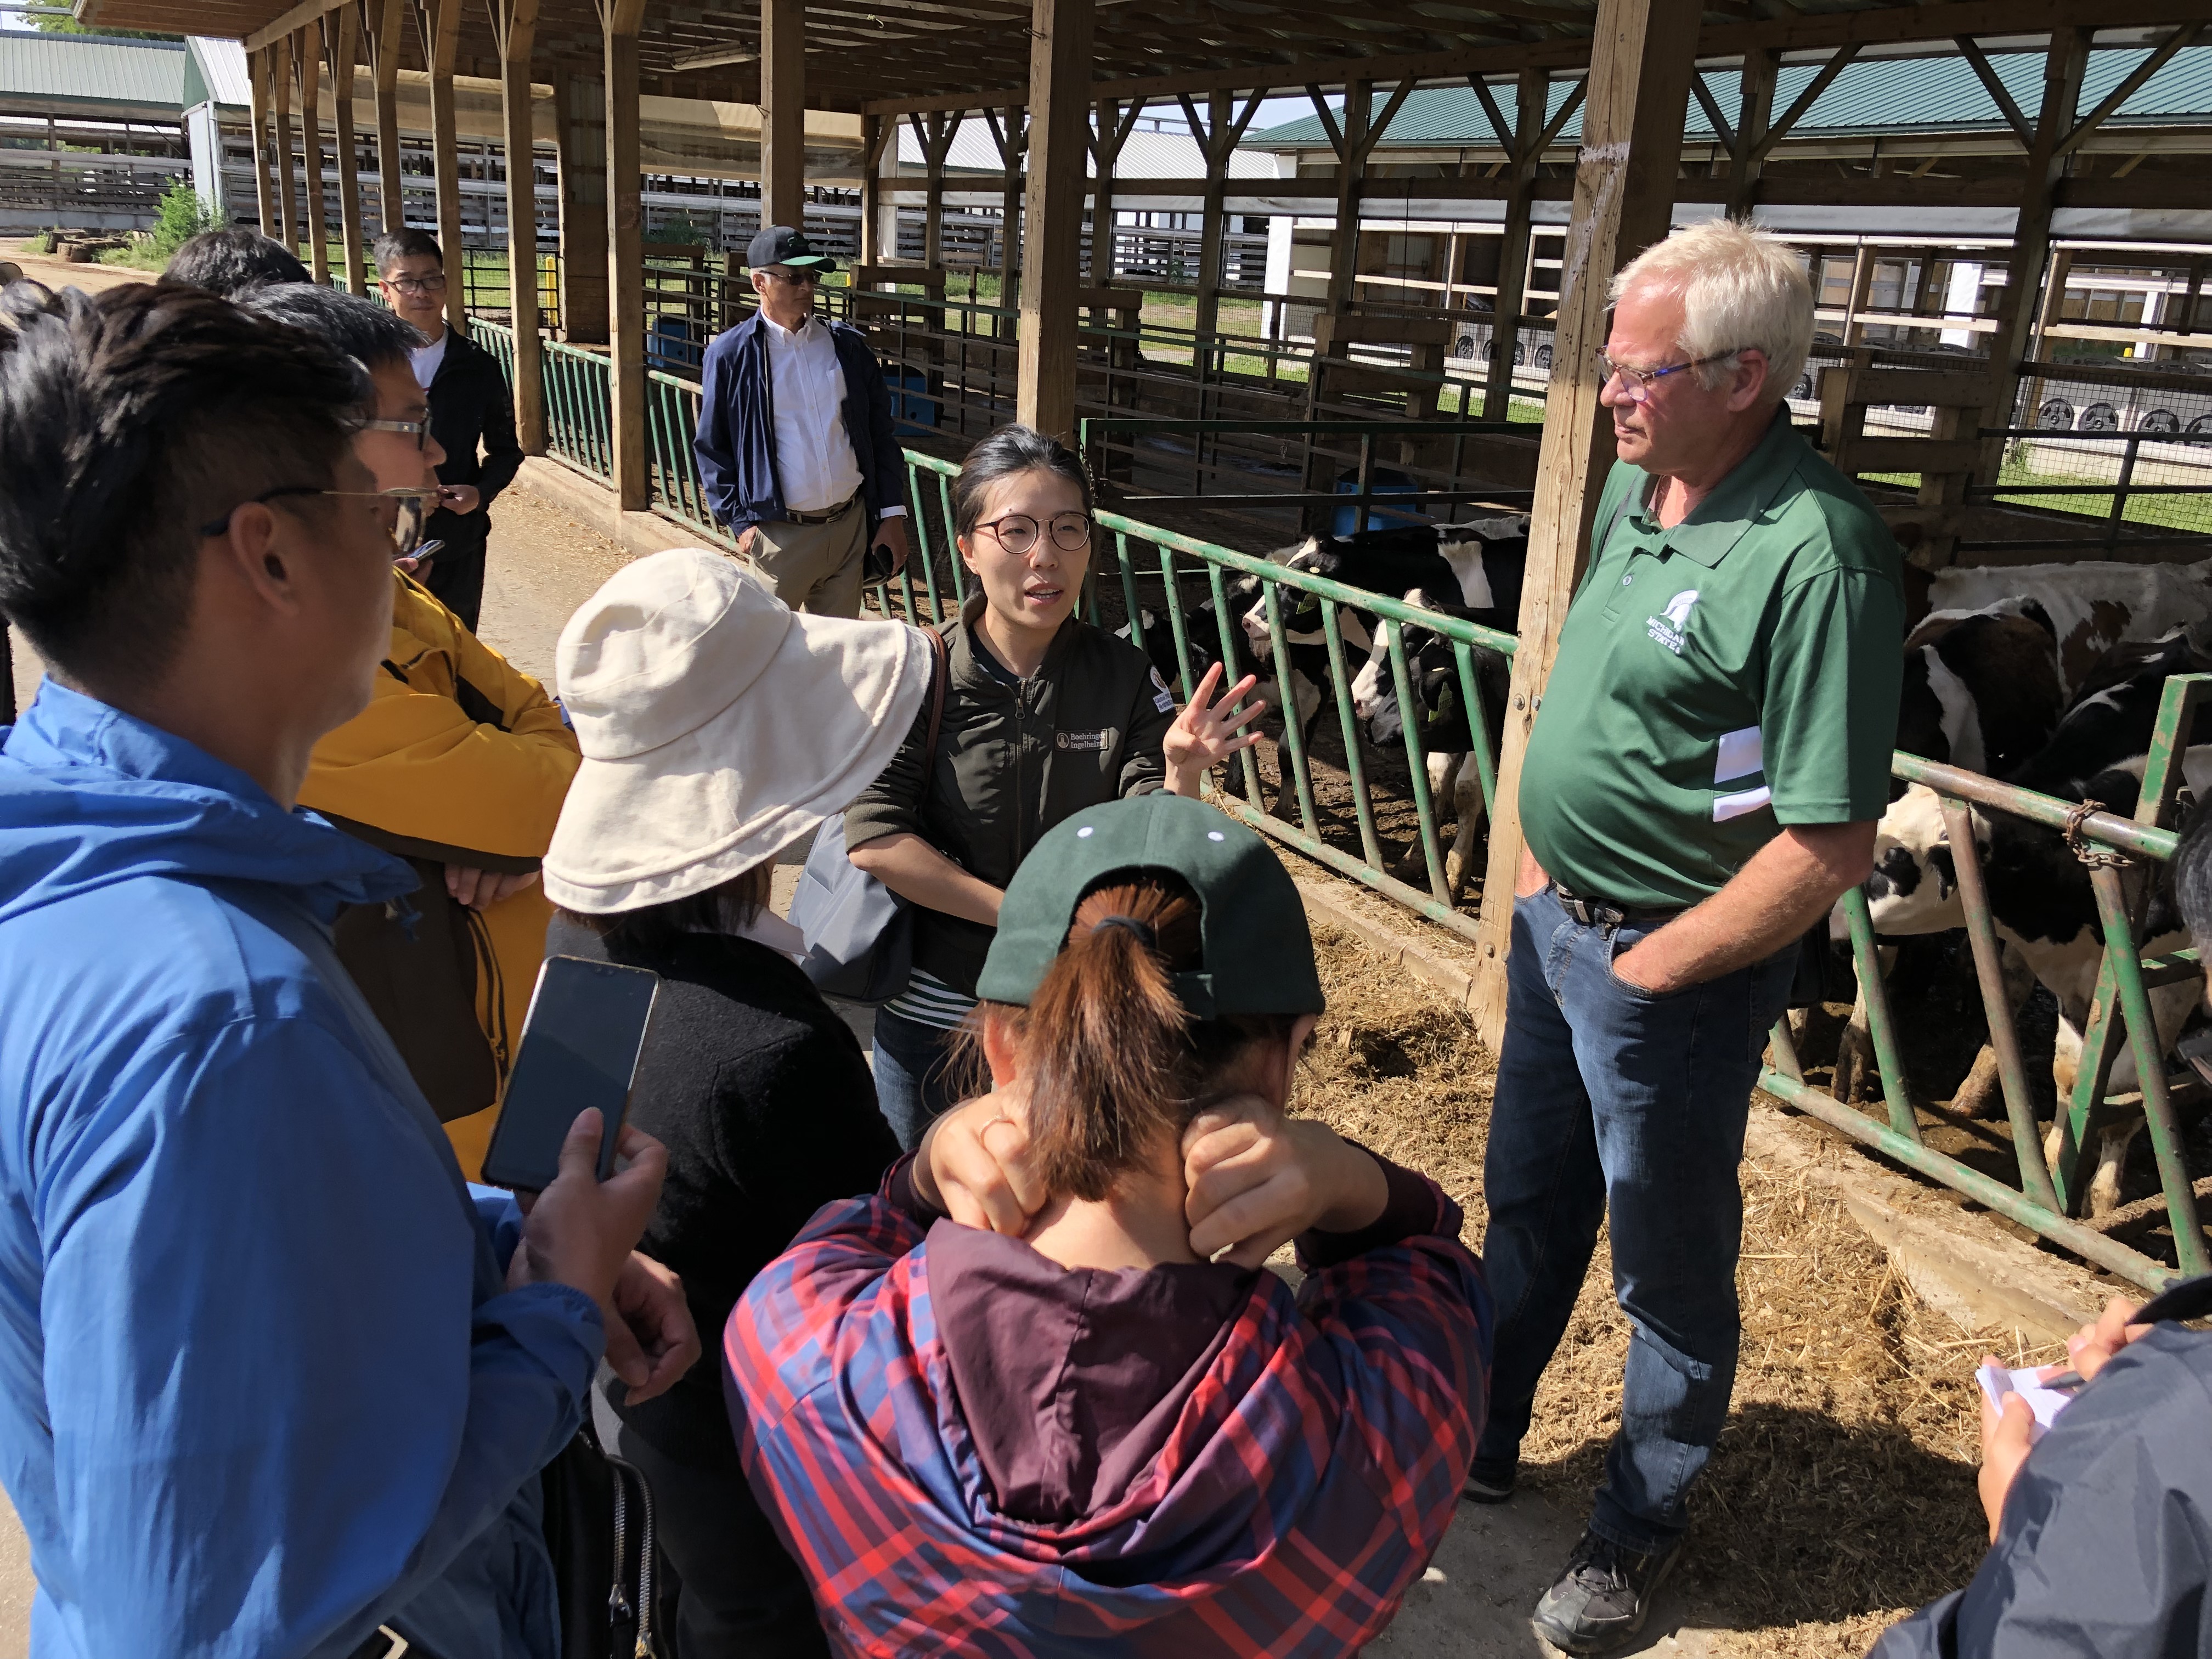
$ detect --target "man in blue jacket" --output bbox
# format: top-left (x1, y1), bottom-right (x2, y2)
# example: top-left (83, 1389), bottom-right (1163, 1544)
top-left (0, 280), bottom-right (691, 1657)
top-left (693, 225), bottom-right (909, 618)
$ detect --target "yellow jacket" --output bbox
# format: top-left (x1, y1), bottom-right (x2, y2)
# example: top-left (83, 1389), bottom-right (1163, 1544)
top-left (302, 572), bottom-right (581, 1176)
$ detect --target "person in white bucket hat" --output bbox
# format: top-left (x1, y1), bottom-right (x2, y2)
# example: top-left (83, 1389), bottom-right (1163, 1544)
top-left (543, 547), bottom-right (924, 1658)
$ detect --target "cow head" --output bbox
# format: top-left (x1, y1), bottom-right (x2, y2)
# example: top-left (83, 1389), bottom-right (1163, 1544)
top-left (1856, 783), bottom-right (1974, 936)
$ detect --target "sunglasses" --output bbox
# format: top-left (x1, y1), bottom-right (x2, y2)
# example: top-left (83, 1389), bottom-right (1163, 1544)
top-left (198, 486), bottom-right (444, 561)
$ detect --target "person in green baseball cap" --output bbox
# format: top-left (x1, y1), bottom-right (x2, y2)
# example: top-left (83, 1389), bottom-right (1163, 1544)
top-left (725, 794), bottom-right (1495, 1656)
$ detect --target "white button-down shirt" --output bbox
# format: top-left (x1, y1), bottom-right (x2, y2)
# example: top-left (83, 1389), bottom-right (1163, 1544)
top-left (762, 313), bottom-right (881, 517)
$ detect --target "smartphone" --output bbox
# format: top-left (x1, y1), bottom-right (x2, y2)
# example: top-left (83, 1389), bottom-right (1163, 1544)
top-left (479, 955), bottom-right (661, 1192)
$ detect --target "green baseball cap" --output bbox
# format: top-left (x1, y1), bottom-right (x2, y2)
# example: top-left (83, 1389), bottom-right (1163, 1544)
top-left (975, 794), bottom-right (1324, 1019)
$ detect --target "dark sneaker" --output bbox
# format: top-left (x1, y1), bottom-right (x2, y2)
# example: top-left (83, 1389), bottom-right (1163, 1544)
top-left (1462, 1455), bottom-right (1518, 1503)
top-left (1530, 1528), bottom-right (1682, 1655)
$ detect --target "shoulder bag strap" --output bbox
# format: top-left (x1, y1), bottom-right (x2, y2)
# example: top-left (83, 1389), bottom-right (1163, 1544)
top-left (924, 624), bottom-right (950, 759)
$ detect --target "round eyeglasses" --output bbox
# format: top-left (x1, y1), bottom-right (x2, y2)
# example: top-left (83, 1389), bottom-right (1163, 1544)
top-left (973, 512), bottom-right (1093, 555)
top-left (1595, 351), bottom-right (1740, 403)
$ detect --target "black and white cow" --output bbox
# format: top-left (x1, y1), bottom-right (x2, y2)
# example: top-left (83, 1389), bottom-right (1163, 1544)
top-left (1344, 590), bottom-right (1514, 897)
top-left (1857, 628), bottom-right (2212, 1211)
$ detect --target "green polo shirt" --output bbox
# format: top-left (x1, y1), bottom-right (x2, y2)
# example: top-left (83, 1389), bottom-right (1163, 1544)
top-left (1519, 411), bottom-right (1904, 911)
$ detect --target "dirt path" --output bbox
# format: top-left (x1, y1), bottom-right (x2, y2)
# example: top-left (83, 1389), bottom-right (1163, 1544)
top-left (2, 244), bottom-right (151, 296)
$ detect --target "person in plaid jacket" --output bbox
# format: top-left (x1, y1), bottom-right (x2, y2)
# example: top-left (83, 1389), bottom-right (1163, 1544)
top-left (725, 797), bottom-right (1491, 1657)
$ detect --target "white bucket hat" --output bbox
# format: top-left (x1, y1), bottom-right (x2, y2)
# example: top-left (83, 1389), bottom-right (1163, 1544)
top-left (544, 548), bottom-right (932, 914)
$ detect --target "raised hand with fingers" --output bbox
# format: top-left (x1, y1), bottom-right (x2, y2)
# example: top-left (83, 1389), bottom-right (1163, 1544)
top-left (604, 1251), bottom-right (702, 1403)
top-left (1164, 661), bottom-right (1268, 798)
top-left (1182, 1093), bottom-right (1388, 1269)
top-left (913, 1091), bottom-right (1048, 1236)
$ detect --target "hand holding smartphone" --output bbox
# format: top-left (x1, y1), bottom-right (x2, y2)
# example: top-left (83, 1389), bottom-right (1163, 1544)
top-left (482, 956), bottom-right (661, 1192)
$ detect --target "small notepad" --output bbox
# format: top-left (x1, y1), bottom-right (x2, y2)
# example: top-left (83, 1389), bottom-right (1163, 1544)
top-left (1976, 1362), bottom-right (2075, 1443)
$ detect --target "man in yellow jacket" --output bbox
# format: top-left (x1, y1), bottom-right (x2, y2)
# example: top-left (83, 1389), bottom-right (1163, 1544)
top-left (245, 284), bottom-right (580, 1177)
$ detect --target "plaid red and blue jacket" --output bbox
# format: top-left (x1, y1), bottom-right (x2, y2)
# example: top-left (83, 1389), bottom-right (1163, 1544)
top-left (724, 1158), bottom-right (1491, 1658)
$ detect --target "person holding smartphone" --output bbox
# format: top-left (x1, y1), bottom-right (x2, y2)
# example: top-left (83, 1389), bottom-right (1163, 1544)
top-left (844, 424), bottom-right (1263, 1148)
top-left (539, 548), bottom-right (930, 1657)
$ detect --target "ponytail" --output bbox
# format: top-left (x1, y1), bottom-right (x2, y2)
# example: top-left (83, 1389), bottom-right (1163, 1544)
top-left (967, 874), bottom-right (1304, 1201)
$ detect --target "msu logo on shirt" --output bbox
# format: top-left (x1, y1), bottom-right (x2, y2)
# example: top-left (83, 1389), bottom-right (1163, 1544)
top-left (1647, 589), bottom-right (1699, 654)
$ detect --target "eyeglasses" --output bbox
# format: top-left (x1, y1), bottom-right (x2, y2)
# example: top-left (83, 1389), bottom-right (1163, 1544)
top-left (364, 416), bottom-right (432, 452)
top-left (1596, 351), bottom-right (1740, 403)
top-left (973, 512), bottom-right (1093, 556)
top-left (382, 274), bottom-right (447, 296)
top-left (764, 269), bottom-right (821, 287)
top-left (197, 485), bottom-right (444, 560)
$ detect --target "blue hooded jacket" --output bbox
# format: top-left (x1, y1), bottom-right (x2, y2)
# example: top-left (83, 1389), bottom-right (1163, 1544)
top-left (0, 681), bottom-right (604, 1658)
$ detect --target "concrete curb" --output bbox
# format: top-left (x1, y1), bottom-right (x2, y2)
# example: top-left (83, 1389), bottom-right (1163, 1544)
top-left (1288, 862), bottom-right (2118, 1343)
top-left (514, 455), bottom-right (716, 562)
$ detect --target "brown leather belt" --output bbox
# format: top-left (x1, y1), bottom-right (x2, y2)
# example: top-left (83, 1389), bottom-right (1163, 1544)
top-left (782, 495), bottom-right (858, 525)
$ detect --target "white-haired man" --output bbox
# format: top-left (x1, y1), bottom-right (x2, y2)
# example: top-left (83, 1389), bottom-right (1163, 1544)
top-left (1470, 219), bottom-right (1904, 1654)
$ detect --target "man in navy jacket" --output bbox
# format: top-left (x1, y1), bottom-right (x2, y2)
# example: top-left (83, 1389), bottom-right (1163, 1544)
top-left (694, 226), bottom-right (909, 618)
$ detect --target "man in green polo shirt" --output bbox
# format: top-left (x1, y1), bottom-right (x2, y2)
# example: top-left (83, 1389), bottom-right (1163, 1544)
top-left (1469, 220), bottom-right (1904, 1655)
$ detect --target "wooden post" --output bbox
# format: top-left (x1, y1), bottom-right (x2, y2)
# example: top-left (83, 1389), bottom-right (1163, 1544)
top-left (273, 35), bottom-right (297, 252)
top-left (371, 0), bottom-right (403, 233)
top-left (296, 28), bottom-right (328, 284)
top-left (1324, 79), bottom-right (1369, 315)
top-left (995, 105), bottom-right (1025, 314)
top-left (495, 0), bottom-right (543, 452)
top-left (760, 0), bottom-right (805, 233)
top-left (426, 0), bottom-right (466, 331)
top-left (1985, 29), bottom-right (2090, 469)
top-left (1187, 91), bottom-right (1263, 349)
top-left (858, 114), bottom-right (885, 267)
top-left (1014, 0), bottom-right (1094, 439)
top-left (1725, 48), bottom-right (1777, 219)
top-left (330, 7), bottom-right (366, 294)
top-left (555, 66), bottom-right (610, 343)
top-left (918, 111), bottom-right (952, 269)
top-left (604, 0), bottom-right (649, 509)
top-left (1484, 69), bottom-right (1547, 420)
top-left (249, 46), bottom-right (275, 237)
top-left (1841, 239), bottom-right (1876, 345)
top-left (1091, 98), bottom-right (1144, 285)
top-left (1469, 0), bottom-right (1701, 1043)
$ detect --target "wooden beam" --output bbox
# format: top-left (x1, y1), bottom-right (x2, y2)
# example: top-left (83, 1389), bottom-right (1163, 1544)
top-left (495, 0), bottom-right (543, 450)
top-left (759, 0), bottom-right (805, 229)
top-left (249, 45), bottom-right (276, 237)
top-left (421, 0), bottom-right (466, 330)
top-left (330, 6), bottom-right (366, 293)
top-left (603, 0), bottom-right (649, 509)
top-left (1483, 66), bottom-right (1545, 420)
top-left (1840, 237), bottom-right (1875, 345)
top-left (859, 112), bottom-right (885, 266)
top-left (1750, 41), bottom-right (1857, 162)
top-left (371, 0), bottom-right (403, 233)
top-left (1953, 35), bottom-right (2031, 146)
top-left (247, 0), bottom-right (350, 53)
top-left (1189, 89), bottom-right (1265, 345)
top-left (554, 65), bottom-right (609, 342)
top-left (273, 34), bottom-right (297, 252)
top-left (1014, 0), bottom-right (1093, 439)
top-left (1322, 78), bottom-right (1367, 315)
top-left (296, 27), bottom-right (329, 284)
top-left (1725, 47), bottom-right (1774, 215)
top-left (2053, 19), bottom-right (2203, 162)
top-left (1470, 0), bottom-right (1701, 1043)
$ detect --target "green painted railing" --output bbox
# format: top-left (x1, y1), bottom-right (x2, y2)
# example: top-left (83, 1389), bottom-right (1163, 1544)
top-left (473, 316), bottom-right (2209, 1291)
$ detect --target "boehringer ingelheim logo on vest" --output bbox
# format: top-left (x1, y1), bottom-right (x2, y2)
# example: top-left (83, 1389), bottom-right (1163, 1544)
top-left (1649, 589), bottom-right (1699, 654)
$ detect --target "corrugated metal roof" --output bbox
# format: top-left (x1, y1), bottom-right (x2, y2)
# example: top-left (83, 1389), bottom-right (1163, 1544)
top-left (1243, 44), bottom-right (2212, 151)
top-left (184, 36), bottom-right (249, 110)
top-left (898, 117), bottom-right (1275, 178)
top-left (0, 30), bottom-right (187, 113)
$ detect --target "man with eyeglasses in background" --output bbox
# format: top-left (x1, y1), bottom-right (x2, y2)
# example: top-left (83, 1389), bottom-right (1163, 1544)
top-left (694, 225), bottom-right (910, 618)
top-left (375, 228), bottom-right (523, 631)
top-left (1469, 219), bottom-right (1904, 1655)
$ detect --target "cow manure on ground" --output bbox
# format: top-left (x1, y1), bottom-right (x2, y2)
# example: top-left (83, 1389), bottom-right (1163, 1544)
top-left (1303, 919), bottom-right (2057, 1655)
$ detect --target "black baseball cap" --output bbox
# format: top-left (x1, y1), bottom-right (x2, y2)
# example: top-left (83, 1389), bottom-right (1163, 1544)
top-left (975, 794), bottom-right (1325, 1020)
top-left (746, 225), bottom-right (837, 273)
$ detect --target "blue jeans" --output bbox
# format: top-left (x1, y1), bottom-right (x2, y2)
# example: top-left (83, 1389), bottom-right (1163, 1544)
top-left (1478, 884), bottom-right (1796, 1554)
top-left (872, 1006), bottom-right (966, 1152)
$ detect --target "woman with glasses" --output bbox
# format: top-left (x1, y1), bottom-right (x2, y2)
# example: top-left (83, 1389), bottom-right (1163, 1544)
top-left (845, 424), bottom-right (1261, 1148)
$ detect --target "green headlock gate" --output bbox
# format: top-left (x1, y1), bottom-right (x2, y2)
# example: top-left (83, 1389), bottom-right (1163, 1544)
top-left (475, 317), bottom-right (2209, 1295)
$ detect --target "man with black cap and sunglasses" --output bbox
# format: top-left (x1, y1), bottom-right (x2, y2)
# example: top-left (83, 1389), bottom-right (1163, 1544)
top-left (694, 225), bottom-right (910, 619)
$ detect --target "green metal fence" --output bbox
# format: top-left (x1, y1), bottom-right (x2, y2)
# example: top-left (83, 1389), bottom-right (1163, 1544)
top-left (473, 317), bottom-right (2209, 1290)
top-left (1765, 675), bottom-right (2211, 1294)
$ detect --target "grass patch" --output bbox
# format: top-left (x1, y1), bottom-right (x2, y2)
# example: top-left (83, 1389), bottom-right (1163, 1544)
top-left (1863, 454), bottom-right (2212, 535)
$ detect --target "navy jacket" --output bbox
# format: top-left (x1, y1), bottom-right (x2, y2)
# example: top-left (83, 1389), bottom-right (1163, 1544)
top-left (693, 311), bottom-right (909, 537)
top-left (1870, 1323), bottom-right (2212, 1658)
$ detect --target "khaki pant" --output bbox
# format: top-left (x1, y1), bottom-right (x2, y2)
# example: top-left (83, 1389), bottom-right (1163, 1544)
top-left (746, 499), bottom-right (868, 618)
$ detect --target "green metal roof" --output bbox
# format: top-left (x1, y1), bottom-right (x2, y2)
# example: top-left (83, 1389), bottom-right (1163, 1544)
top-left (1242, 45), bottom-right (2212, 151)
top-left (0, 30), bottom-right (187, 116)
